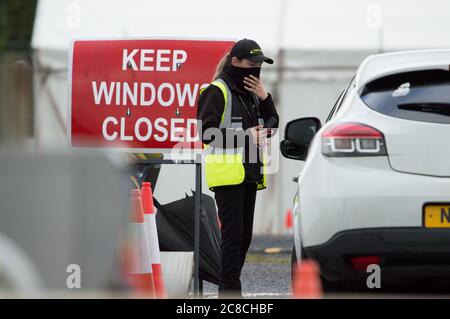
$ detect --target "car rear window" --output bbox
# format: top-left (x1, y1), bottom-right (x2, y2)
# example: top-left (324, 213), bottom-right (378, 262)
top-left (360, 69), bottom-right (450, 124)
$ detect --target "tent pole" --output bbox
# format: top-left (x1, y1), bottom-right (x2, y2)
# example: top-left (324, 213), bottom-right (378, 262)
top-left (194, 154), bottom-right (201, 297)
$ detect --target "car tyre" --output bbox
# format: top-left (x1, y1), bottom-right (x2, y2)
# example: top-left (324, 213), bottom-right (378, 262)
top-left (291, 244), bottom-right (360, 293)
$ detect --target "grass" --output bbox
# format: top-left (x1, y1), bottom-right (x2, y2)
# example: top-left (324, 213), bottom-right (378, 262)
top-left (246, 253), bottom-right (291, 264)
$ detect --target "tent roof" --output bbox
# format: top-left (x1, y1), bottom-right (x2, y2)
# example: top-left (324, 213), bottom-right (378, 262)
top-left (32, 0), bottom-right (450, 53)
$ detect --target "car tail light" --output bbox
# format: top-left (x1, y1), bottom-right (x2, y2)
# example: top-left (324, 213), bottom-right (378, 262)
top-left (350, 256), bottom-right (381, 271)
top-left (321, 123), bottom-right (387, 157)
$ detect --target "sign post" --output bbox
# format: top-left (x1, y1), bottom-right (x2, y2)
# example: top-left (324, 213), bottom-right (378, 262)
top-left (69, 38), bottom-right (235, 297)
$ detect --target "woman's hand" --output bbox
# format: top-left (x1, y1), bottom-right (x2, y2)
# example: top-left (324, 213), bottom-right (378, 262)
top-left (249, 125), bottom-right (268, 147)
top-left (244, 75), bottom-right (269, 101)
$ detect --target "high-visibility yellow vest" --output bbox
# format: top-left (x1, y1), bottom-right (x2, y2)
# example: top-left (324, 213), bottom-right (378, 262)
top-left (201, 79), bottom-right (267, 191)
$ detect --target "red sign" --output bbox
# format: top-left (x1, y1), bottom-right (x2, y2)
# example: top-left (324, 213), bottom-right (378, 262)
top-left (69, 39), bottom-right (234, 152)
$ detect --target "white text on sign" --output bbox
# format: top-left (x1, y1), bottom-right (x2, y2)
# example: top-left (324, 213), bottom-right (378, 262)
top-left (91, 48), bottom-right (206, 143)
top-left (122, 49), bottom-right (188, 71)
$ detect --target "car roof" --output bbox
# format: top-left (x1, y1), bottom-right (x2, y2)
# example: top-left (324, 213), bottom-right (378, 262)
top-left (355, 49), bottom-right (450, 89)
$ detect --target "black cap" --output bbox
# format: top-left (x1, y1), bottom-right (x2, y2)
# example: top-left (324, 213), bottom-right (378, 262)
top-left (230, 39), bottom-right (274, 64)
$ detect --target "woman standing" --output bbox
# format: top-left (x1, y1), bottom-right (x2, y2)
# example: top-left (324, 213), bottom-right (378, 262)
top-left (197, 39), bottom-right (279, 297)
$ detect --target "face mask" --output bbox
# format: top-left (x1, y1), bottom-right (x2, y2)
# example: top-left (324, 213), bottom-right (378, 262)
top-left (225, 65), bottom-right (261, 91)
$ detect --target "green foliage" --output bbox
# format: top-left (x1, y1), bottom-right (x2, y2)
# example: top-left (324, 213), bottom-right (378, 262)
top-left (0, 0), bottom-right (37, 51)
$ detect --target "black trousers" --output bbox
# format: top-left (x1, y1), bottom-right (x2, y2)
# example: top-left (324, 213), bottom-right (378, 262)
top-left (214, 182), bottom-right (257, 294)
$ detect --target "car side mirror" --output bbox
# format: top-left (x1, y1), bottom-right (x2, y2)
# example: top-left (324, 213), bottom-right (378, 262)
top-left (280, 117), bottom-right (321, 161)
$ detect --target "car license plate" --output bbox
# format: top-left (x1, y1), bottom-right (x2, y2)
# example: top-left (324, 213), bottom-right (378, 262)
top-left (424, 204), bottom-right (450, 228)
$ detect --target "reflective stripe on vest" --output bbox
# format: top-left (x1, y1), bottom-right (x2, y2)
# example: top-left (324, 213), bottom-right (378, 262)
top-left (201, 79), bottom-right (266, 190)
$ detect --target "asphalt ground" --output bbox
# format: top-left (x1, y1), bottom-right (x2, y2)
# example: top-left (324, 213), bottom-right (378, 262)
top-left (201, 235), bottom-right (293, 298)
top-left (196, 235), bottom-right (450, 299)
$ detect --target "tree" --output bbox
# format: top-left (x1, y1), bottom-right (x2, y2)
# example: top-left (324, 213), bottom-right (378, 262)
top-left (0, 0), bottom-right (38, 51)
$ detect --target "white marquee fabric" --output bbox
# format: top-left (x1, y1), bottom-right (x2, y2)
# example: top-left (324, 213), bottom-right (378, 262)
top-left (31, 0), bottom-right (450, 234)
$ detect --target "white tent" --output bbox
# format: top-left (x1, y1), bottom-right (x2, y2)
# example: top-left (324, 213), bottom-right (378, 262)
top-left (32, 0), bottom-right (450, 234)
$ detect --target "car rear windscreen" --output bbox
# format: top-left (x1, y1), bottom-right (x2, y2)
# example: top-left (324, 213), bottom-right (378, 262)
top-left (360, 69), bottom-right (450, 124)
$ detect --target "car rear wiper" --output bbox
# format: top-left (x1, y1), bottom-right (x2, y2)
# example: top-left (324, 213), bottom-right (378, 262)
top-left (398, 103), bottom-right (450, 116)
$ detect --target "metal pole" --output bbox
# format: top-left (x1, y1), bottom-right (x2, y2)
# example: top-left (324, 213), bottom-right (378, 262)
top-left (134, 156), bottom-right (202, 297)
top-left (194, 154), bottom-right (202, 297)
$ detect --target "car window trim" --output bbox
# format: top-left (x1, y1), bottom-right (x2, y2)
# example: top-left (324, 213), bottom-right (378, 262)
top-left (326, 77), bottom-right (355, 122)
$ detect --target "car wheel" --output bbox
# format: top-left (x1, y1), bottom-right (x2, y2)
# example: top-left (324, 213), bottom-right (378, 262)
top-left (290, 244), bottom-right (308, 288)
top-left (319, 275), bottom-right (349, 292)
top-left (320, 274), bottom-right (369, 292)
top-left (291, 244), bottom-right (359, 293)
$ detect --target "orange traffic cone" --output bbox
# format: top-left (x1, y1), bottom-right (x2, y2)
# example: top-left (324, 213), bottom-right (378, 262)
top-left (141, 182), bottom-right (167, 298)
top-left (285, 209), bottom-right (293, 229)
top-left (293, 260), bottom-right (323, 299)
top-left (126, 189), bottom-right (155, 297)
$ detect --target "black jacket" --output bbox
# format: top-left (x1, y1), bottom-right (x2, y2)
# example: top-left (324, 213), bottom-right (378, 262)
top-left (197, 69), bottom-right (279, 185)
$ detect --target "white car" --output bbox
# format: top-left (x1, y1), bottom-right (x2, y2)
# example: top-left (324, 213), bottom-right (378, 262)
top-left (281, 49), bottom-right (450, 290)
